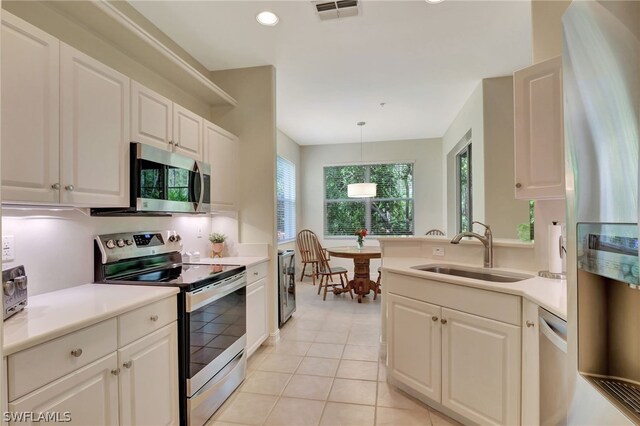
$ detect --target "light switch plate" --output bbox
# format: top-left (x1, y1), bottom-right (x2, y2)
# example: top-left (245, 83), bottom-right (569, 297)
top-left (432, 247), bottom-right (445, 257)
top-left (3, 235), bottom-right (15, 261)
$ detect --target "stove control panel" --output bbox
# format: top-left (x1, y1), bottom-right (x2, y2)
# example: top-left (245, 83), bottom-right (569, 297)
top-left (3, 265), bottom-right (27, 321)
top-left (95, 231), bottom-right (182, 264)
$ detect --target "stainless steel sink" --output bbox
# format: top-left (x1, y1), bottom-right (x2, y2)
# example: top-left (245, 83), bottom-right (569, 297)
top-left (411, 264), bottom-right (532, 283)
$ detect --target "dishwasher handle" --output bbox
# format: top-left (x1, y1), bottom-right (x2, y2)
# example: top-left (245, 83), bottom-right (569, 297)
top-left (539, 314), bottom-right (567, 353)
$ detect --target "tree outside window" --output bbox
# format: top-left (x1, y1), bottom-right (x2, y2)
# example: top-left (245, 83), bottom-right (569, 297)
top-left (457, 144), bottom-right (472, 232)
top-left (324, 163), bottom-right (414, 236)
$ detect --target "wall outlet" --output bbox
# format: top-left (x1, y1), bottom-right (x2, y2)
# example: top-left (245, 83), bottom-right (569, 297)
top-left (3, 235), bottom-right (15, 262)
top-left (432, 247), bottom-right (445, 257)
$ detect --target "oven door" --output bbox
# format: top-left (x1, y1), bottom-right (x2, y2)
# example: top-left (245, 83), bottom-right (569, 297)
top-left (185, 272), bottom-right (246, 397)
top-left (133, 142), bottom-right (211, 213)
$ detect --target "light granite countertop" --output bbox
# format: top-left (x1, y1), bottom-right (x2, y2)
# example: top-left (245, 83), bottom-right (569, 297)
top-left (382, 257), bottom-right (566, 320)
top-left (3, 284), bottom-right (178, 356)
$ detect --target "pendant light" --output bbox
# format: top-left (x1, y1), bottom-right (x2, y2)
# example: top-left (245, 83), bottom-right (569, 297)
top-left (347, 121), bottom-right (377, 198)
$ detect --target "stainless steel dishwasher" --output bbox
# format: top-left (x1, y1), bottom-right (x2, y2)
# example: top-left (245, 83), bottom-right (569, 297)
top-left (539, 307), bottom-right (568, 426)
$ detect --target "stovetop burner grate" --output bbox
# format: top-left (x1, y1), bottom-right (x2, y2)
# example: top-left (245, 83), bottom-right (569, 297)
top-left (593, 377), bottom-right (640, 417)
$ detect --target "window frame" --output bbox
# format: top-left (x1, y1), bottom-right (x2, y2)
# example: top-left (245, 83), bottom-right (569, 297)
top-left (456, 143), bottom-right (473, 233)
top-left (323, 161), bottom-right (415, 238)
top-left (276, 155), bottom-right (296, 243)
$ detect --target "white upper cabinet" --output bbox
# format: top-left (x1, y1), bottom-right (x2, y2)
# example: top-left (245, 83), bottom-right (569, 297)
top-left (131, 82), bottom-right (204, 161)
top-left (205, 120), bottom-right (239, 210)
top-left (60, 43), bottom-right (130, 207)
top-left (131, 81), bottom-right (173, 152)
top-left (514, 56), bottom-right (565, 200)
top-left (173, 104), bottom-right (203, 160)
top-left (1, 13), bottom-right (60, 203)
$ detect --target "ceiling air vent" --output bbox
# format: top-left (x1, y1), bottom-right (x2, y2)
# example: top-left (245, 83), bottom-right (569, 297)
top-left (313, 0), bottom-right (360, 20)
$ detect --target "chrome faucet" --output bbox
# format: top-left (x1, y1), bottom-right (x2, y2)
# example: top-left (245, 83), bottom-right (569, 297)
top-left (450, 221), bottom-right (494, 268)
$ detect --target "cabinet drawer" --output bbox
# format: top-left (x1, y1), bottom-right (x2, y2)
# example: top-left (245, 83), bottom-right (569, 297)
top-left (8, 318), bottom-right (117, 401)
top-left (118, 296), bottom-right (177, 347)
top-left (247, 262), bottom-right (268, 284)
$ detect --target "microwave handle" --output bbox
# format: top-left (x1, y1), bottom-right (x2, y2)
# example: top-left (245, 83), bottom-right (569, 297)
top-left (194, 161), bottom-right (205, 212)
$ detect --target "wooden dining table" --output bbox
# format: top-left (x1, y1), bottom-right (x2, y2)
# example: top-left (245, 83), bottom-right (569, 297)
top-left (325, 246), bottom-right (381, 303)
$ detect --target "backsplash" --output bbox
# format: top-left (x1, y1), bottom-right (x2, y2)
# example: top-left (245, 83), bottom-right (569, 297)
top-left (2, 209), bottom-right (213, 296)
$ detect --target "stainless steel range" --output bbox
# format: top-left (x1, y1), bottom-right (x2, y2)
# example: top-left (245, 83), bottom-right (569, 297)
top-left (94, 231), bottom-right (247, 426)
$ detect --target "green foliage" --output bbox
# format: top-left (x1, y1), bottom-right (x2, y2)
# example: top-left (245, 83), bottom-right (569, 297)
top-left (209, 233), bottom-right (227, 243)
top-left (324, 163), bottom-right (414, 236)
top-left (457, 146), bottom-right (472, 232)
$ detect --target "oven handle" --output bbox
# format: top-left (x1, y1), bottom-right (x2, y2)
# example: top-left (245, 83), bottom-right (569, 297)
top-left (186, 273), bottom-right (247, 312)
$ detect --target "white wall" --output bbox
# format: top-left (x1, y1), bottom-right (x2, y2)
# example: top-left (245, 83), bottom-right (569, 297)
top-left (2, 210), bottom-right (211, 296)
top-left (442, 82), bottom-right (485, 236)
top-left (300, 138), bottom-right (443, 274)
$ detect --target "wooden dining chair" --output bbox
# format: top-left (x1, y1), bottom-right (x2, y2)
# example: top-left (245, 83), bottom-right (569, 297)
top-left (315, 240), bottom-right (353, 301)
top-left (296, 229), bottom-right (324, 285)
top-left (425, 229), bottom-right (445, 236)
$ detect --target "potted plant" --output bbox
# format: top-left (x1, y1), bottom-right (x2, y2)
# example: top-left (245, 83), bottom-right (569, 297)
top-left (209, 233), bottom-right (227, 258)
top-left (354, 228), bottom-right (368, 249)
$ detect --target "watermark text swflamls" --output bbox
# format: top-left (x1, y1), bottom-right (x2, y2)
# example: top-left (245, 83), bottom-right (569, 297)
top-left (3, 412), bottom-right (72, 423)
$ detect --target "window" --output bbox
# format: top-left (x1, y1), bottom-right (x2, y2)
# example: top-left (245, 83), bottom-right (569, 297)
top-left (324, 163), bottom-right (414, 236)
top-left (277, 156), bottom-right (296, 242)
top-left (457, 144), bottom-right (472, 232)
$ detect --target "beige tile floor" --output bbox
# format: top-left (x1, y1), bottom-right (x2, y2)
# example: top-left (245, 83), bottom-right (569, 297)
top-left (209, 280), bottom-right (461, 426)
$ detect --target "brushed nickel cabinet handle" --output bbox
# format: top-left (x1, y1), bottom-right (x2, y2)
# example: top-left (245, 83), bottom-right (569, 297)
top-left (51, 183), bottom-right (60, 190)
top-left (111, 368), bottom-right (120, 376)
top-left (65, 185), bottom-right (74, 191)
top-left (123, 361), bottom-right (133, 369)
top-left (432, 316), bottom-right (438, 322)
top-left (515, 183), bottom-right (522, 189)
top-left (150, 315), bottom-right (159, 322)
top-left (70, 348), bottom-right (83, 357)
top-left (441, 318), bottom-right (447, 325)
top-left (526, 321), bottom-right (535, 328)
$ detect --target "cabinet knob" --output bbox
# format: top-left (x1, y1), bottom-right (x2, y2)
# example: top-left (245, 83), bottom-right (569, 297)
top-left (65, 185), bottom-right (74, 191)
top-left (441, 318), bottom-right (447, 325)
top-left (70, 348), bottom-right (83, 357)
top-left (123, 361), bottom-right (133, 369)
top-left (515, 183), bottom-right (522, 189)
top-left (168, 140), bottom-right (174, 146)
top-left (526, 320), bottom-right (535, 328)
top-left (51, 183), bottom-right (60, 190)
top-left (111, 368), bottom-right (120, 376)
top-left (253, 272), bottom-right (259, 276)
top-left (432, 316), bottom-right (439, 322)
top-left (150, 315), bottom-right (159, 322)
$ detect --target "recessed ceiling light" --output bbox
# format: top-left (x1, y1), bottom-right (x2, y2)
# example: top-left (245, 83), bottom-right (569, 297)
top-left (425, 0), bottom-right (444, 3)
top-left (256, 11), bottom-right (279, 26)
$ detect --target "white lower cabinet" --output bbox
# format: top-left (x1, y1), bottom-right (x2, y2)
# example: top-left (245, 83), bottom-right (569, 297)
top-left (118, 323), bottom-right (179, 426)
top-left (9, 354), bottom-right (119, 426)
top-left (386, 273), bottom-right (522, 426)
top-left (246, 262), bottom-right (269, 357)
top-left (441, 308), bottom-right (521, 425)
top-left (6, 296), bottom-right (179, 426)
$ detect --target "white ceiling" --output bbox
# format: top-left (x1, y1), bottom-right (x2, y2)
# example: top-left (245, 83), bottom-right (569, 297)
top-left (129, 0), bottom-right (532, 145)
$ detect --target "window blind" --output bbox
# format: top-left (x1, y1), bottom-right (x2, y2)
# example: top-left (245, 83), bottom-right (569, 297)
top-left (324, 163), bottom-right (414, 236)
top-left (277, 156), bottom-right (296, 242)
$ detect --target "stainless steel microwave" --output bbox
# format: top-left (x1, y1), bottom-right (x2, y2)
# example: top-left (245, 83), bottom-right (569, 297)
top-left (92, 142), bottom-right (211, 215)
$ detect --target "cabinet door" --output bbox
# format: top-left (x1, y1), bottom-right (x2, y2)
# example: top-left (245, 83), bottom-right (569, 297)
top-left (387, 293), bottom-right (441, 401)
top-left (9, 354), bottom-right (119, 426)
top-left (441, 308), bottom-right (521, 426)
top-left (60, 43), bottom-right (130, 207)
top-left (131, 81), bottom-right (173, 151)
top-left (521, 300), bottom-right (539, 426)
top-left (1, 12), bottom-right (60, 203)
top-left (246, 278), bottom-right (268, 357)
top-left (118, 322), bottom-right (179, 426)
top-left (205, 121), bottom-right (239, 210)
top-left (514, 56), bottom-right (565, 200)
top-left (173, 103), bottom-right (203, 160)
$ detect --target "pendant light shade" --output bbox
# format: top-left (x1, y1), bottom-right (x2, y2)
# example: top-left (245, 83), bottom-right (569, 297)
top-left (348, 121), bottom-right (377, 199)
top-left (348, 182), bottom-right (377, 198)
